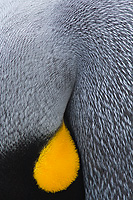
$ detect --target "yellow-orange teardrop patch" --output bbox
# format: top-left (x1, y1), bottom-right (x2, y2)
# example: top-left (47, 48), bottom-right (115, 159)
top-left (33, 121), bottom-right (80, 193)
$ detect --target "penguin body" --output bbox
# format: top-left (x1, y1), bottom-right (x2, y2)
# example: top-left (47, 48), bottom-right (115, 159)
top-left (0, 0), bottom-right (132, 199)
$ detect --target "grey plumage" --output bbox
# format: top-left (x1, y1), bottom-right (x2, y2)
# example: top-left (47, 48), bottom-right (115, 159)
top-left (0, 0), bottom-right (132, 199)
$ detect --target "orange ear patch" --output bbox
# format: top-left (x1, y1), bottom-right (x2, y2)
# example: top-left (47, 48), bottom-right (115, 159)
top-left (33, 121), bottom-right (80, 193)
